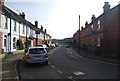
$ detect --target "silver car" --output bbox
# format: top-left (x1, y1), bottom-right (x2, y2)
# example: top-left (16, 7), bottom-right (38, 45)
top-left (23, 47), bottom-right (49, 65)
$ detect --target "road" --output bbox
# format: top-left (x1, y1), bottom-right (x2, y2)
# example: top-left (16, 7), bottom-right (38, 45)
top-left (18, 45), bottom-right (119, 81)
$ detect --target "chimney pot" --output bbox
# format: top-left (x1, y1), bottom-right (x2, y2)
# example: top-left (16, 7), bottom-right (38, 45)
top-left (85, 21), bottom-right (88, 27)
top-left (91, 15), bottom-right (96, 22)
top-left (35, 21), bottom-right (38, 28)
top-left (19, 12), bottom-right (25, 19)
top-left (103, 2), bottom-right (111, 13)
top-left (41, 25), bottom-right (43, 31)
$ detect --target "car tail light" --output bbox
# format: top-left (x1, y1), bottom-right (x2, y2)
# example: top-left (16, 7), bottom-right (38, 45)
top-left (45, 53), bottom-right (48, 58)
top-left (26, 54), bottom-right (30, 59)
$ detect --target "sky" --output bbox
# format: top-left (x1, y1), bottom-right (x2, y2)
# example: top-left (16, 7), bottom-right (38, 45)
top-left (4, 0), bottom-right (120, 39)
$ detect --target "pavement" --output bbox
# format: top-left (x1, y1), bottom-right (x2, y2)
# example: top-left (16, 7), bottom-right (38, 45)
top-left (1, 51), bottom-right (24, 81)
top-left (70, 45), bottom-right (119, 64)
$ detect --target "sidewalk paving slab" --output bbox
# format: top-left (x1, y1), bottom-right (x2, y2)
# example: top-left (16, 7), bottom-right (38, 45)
top-left (2, 52), bottom-right (24, 81)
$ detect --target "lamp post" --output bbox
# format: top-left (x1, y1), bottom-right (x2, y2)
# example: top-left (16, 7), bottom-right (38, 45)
top-left (79, 15), bottom-right (80, 54)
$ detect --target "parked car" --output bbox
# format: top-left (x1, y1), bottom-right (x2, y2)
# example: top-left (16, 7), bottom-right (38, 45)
top-left (65, 45), bottom-right (70, 48)
top-left (23, 47), bottom-right (49, 65)
top-left (37, 44), bottom-right (49, 52)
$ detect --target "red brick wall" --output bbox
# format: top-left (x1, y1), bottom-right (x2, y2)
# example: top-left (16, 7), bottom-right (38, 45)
top-left (0, 32), bottom-right (2, 54)
top-left (102, 5), bottom-right (119, 57)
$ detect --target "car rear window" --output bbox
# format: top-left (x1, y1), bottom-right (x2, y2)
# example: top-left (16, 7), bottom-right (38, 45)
top-left (29, 48), bottom-right (46, 54)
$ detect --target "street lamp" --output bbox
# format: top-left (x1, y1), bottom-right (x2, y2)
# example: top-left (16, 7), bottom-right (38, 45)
top-left (79, 15), bottom-right (80, 54)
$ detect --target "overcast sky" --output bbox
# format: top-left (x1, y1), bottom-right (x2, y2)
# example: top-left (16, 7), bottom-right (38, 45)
top-left (5, 0), bottom-right (119, 39)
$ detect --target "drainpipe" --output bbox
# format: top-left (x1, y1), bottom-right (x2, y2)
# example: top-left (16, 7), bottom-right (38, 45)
top-left (9, 10), bottom-right (12, 54)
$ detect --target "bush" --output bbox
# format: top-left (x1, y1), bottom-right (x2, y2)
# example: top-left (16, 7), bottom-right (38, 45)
top-left (16, 39), bottom-right (24, 50)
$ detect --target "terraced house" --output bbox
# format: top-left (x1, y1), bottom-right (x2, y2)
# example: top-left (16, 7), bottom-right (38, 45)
top-left (0, 1), bottom-right (52, 54)
top-left (68, 2), bottom-right (119, 58)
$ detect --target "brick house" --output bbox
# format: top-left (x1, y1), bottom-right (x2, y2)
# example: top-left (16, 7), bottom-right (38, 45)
top-left (71, 2), bottom-right (119, 58)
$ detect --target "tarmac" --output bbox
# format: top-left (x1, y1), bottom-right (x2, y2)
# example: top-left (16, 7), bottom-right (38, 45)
top-left (1, 45), bottom-right (119, 81)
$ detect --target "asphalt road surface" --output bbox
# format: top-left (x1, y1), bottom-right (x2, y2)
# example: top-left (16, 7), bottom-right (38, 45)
top-left (18, 45), bottom-right (119, 81)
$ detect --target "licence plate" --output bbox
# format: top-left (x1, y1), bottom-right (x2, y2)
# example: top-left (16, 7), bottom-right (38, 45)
top-left (34, 56), bottom-right (41, 58)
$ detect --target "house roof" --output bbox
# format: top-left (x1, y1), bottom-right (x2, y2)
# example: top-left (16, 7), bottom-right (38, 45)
top-left (2, 5), bottom-right (52, 37)
top-left (2, 5), bottom-right (37, 31)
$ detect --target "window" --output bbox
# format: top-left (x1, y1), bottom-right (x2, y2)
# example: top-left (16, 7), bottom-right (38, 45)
top-left (97, 20), bottom-right (100, 30)
top-left (13, 37), bottom-right (16, 49)
top-left (4, 17), bottom-right (8, 29)
top-left (23, 25), bottom-right (25, 34)
top-left (91, 25), bottom-right (93, 30)
top-left (4, 35), bottom-right (7, 47)
top-left (14, 21), bottom-right (17, 31)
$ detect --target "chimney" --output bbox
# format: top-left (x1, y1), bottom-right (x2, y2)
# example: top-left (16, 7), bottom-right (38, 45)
top-left (85, 21), bottom-right (88, 27)
top-left (103, 2), bottom-right (111, 13)
top-left (81, 26), bottom-right (84, 30)
top-left (44, 29), bottom-right (47, 33)
top-left (35, 21), bottom-right (38, 28)
top-left (91, 15), bottom-right (96, 22)
top-left (19, 12), bottom-right (25, 19)
top-left (41, 25), bottom-right (43, 31)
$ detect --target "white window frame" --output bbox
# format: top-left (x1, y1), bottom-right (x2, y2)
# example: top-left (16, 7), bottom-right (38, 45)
top-left (14, 21), bottom-right (17, 32)
top-left (97, 20), bottom-right (101, 30)
top-left (4, 16), bottom-right (8, 29)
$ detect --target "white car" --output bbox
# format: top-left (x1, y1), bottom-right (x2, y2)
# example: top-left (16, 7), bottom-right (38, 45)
top-left (37, 44), bottom-right (48, 48)
top-left (37, 44), bottom-right (49, 52)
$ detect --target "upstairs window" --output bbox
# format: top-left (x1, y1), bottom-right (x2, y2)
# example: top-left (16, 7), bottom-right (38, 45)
top-left (91, 25), bottom-right (94, 30)
top-left (14, 21), bottom-right (17, 31)
top-left (4, 17), bottom-right (8, 29)
top-left (23, 25), bottom-right (25, 34)
top-left (97, 20), bottom-right (101, 30)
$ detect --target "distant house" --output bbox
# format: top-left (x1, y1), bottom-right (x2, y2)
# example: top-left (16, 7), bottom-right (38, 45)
top-left (71, 2), bottom-right (119, 58)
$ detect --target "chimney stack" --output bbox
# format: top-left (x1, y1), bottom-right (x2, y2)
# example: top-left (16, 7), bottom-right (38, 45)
top-left (85, 21), bottom-right (88, 27)
top-left (41, 25), bottom-right (43, 31)
top-left (44, 29), bottom-right (47, 33)
top-left (19, 12), bottom-right (25, 19)
top-left (35, 21), bottom-right (38, 28)
top-left (103, 2), bottom-right (110, 13)
top-left (91, 15), bottom-right (96, 22)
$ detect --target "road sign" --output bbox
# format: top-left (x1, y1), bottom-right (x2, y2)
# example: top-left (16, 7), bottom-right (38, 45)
top-left (91, 30), bottom-right (96, 34)
top-left (35, 30), bottom-right (40, 34)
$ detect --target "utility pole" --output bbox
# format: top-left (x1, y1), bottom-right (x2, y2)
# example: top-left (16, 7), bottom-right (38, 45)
top-left (79, 15), bottom-right (80, 54)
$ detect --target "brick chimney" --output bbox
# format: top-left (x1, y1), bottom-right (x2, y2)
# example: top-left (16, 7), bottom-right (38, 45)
top-left (44, 29), bottom-right (47, 33)
top-left (91, 15), bottom-right (96, 22)
top-left (41, 25), bottom-right (43, 31)
top-left (85, 21), bottom-right (88, 27)
top-left (103, 2), bottom-right (111, 13)
top-left (35, 21), bottom-right (38, 28)
top-left (19, 12), bottom-right (25, 19)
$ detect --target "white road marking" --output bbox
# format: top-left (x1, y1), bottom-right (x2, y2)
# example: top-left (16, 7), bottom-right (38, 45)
top-left (73, 71), bottom-right (85, 76)
top-left (67, 76), bottom-right (72, 79)
top-left (57, 69), bottom-right (63, 74)
top-left (51, 65), bottom-right (55, 68)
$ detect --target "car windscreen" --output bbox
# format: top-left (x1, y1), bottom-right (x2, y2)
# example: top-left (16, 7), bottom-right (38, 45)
top-left (29, 48), bottom-right (46, 54)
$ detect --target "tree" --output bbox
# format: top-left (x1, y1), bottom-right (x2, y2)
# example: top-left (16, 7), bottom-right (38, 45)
top-left (16, 39), bottom-right (24, 50)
